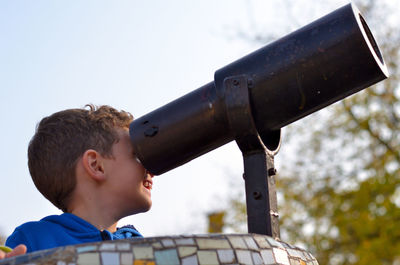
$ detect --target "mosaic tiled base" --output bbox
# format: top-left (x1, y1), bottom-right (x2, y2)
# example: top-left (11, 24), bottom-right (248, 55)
top-left (0, 234), bottom-right (319, 265)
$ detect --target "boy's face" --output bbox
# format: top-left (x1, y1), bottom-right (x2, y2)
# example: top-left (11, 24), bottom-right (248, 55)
top-left (104, 129), bottom-right (154, 215)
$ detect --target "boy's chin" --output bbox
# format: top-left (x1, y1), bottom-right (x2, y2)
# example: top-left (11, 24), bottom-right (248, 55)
top-left (142, 202), bottom-right (152, 212)
top-left (134, 201), bottom-right (152, 214)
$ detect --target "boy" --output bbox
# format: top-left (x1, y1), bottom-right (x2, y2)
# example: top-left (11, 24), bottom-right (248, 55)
top-left (1, 104), bottom-right (154, 257)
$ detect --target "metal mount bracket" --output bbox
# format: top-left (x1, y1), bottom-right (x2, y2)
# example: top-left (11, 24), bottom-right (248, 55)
top-left (223, 75), bottom-right (280, 238)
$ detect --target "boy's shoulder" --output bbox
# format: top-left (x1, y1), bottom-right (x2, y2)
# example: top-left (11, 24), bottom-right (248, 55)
top-left (6, 213), bottom-right (101, 253)
top-left (5, 216), bottom-right (58, 251)
top-left (10, 214), bottom-right (83, 232)
top-left (9, 215), bottom-right (60, 237)
top-left (9, 213), bottom-right (101, 237)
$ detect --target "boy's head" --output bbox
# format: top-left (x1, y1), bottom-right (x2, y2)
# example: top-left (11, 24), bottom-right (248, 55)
top-left (28, 104), bottom-right (134, 212)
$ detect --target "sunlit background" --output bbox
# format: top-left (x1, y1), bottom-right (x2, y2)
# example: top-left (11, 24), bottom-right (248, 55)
top-left (1, 3), bottom-right (398, 264)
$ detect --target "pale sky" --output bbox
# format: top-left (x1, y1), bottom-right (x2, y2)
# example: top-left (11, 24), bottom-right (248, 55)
top-left (1, 0), bottom-right (356, 238)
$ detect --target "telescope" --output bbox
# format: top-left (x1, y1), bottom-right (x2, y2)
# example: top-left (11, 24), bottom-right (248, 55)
top-left (129, 3), bottom-right (388, 237)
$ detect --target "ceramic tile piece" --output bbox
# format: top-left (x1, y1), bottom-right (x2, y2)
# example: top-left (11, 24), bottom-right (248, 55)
top-left (2, 234), bottom-right (320, 265)
top-left (279, 242), bottom-right (292, 249)
top-left (301, 251), bottom-right (312, 261)
top-left (42, 247), bottom-right (58, 256)
top-left (292, 251), bottom-right (301, 258)
top-left (289, 258), bottom-right (301, 265)
top-left (178, 246), bottom-right (198, 257)
top-left (134, 261), bottom-right (156, 265)
top-left (253, 236), bottom-right (271, 249)
top-left (305, 253), bottom-right (314, 261)
top-left (273, 248), bottom-right (290, 265)
top-left (116, 243), bottom-right (131, 251)
top-left (101, 252), bottom-right (119, 265)
top-left (154, 249), bottom-right (180, 265)
top-left (260, 249), bottom-right (275, 264)
top-left (182, 255), bottom-right (199, 265)
top-left (266, 238), bottom-right (284, 248)
top-left (252, 252), bottom-right (264, 265)
top-left (77, 253), bottom-right (100, 265)
top-left (236, 250), bottom-right (253, 265)
top-left (286, 248), bottom-right (301, 259)
top-left (196, 238), bottom-right (231, 249)
top-left (14, 254), bottom-right (31, 264)
top-left (152, 242), bottom-right (163, 249)
top-left (303, 251), bottom-right (313, 260)
top-left (77, 245), bottom-right (97, 253)
top-left (29, 252), bottom-right (45, 262)
top-left (100, 243), bottom-right (116, 251)
top-left (227, 236), bottom-right (247, 249)
top-left (133, 246), bottom-right (154, 259)
top-left (161, 239), bottom-right (175, 247)
top-left (121, 253), bottom-right (133, 265)
top-left (243, 237), bottom-right (258, 250)
top-left (217, 249), bottom-right (236, 264)
top-left (175, 238), bottom-right (196, 246)
top-left (197, 251), bottom-right (219, 265)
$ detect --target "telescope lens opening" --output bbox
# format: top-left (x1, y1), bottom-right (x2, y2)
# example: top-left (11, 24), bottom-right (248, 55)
top-left (359, 15), bottom-right (384, 65)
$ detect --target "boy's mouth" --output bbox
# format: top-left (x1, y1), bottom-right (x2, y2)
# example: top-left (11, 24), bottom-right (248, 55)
top-left (143, 179), bottom-right (153, 190)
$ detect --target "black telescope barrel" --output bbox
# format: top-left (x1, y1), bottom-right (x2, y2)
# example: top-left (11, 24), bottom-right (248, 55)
top-left (130, 81), bottom-right (230, 174)
top-left (130, 3), bottom-right (388, 175)
top-left (214, 3), bottom-right (388, 135)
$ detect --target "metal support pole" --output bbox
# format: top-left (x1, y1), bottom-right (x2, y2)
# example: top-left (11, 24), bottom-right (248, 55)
top-left (243, 151), bottom-right (279, 238)
top-left (223, 75), bottom-right (280, 238)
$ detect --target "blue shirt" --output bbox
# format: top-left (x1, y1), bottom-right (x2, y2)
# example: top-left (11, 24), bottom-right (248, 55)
top-left (6, 213), bottom-right (142, 253)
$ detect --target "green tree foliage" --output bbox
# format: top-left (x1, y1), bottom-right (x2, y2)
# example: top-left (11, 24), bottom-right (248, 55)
top-left (223, 0), bottom-right (400, 264)
top-left (207, 211), bottom-right (226, 233)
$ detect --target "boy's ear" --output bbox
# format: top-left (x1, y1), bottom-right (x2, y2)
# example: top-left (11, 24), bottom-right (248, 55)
top-left (81, 149), bottom-right (106, 182)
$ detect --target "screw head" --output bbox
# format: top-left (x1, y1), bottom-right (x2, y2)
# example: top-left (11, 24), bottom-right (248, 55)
top-left (268, 168), bottom-right (277, 176)
top-left (253, 191), bottom-right (262, 200)
top-left (144, 126), bottom-right (158, 137)
top-left (247, 79), bottom-right (254, 88)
